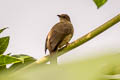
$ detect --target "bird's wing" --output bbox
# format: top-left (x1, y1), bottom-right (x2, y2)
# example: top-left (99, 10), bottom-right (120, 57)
top-left (45, 30), bottom-right (63, 53)
top-left (49, 29), bottom-right (65, 52)
top-left (45, 22), bottom-right (73, 53)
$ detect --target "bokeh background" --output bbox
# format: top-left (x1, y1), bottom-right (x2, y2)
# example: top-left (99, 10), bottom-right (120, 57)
top-left (0, 0), bottom-right (120, 63)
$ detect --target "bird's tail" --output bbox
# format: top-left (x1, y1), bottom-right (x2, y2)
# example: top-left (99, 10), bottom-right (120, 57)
top-left (50, 52), bottom-right (57, 64)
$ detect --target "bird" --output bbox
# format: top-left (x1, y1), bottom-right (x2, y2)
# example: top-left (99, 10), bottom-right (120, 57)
top-left (45, 14), bottom-right (74, 64)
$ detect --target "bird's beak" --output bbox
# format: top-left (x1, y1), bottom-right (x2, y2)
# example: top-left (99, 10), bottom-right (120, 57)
top-left (57, 15), bottom-right (61, 17)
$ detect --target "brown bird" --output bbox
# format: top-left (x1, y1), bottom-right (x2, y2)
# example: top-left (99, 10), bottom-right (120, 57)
top-left (45, 14), bottom-right (74, 64)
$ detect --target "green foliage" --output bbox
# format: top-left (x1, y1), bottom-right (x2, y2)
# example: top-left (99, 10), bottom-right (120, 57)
top-left (0, 65), bottom-right (7, 73)
top-left (0, 28), bottom-right (36, 74)
top-left (93, 0), bottom-right (107, 9)
top-left (0, 27), bottom-right (8, 34)
top-left (1, 53), bottom-right (120, 80)
top-left (0, 28), bottom-right (9, 54)
top-left (9, 54), bottom-right (36, 72)
top-left (0, 55), bottom-right (21, 66)
top-left (0, 37), bottom-right (10, 54)
top-left (12, 54), bottom-right (36, 63)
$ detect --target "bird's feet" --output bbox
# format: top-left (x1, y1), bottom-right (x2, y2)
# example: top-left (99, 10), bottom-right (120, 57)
top-left (65, 42), bottom-right (69, 47)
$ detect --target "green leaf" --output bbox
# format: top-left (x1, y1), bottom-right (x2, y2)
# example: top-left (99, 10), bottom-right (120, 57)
top-left (8, 54), bottom-right (36, 71)
top-left (0, 55), bottom-right (21, 66)
top-left (93, 0), bottom-right (107, 9)
top-left (0, 36), bottom-right (10, 54)
top-left (12, 54), bottom-right (36, 63)
top-left (0, 27), bottom-right (8, 34)
top-left (3, 53), bottom-right (120, 80)
top-left (0, 65), bottom-right (7, 73)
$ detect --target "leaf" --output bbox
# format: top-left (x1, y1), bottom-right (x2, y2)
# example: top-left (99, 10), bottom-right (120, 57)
top-left (93, 0), bottom-right (107, 9)
top-left (0, 55), bottom-right (21, 66)
top-left (0, 36), bottom-right (10, 54)
top-left (0, 65), bottom-right (7, 73)
top-left (4, 53), bottom-right (120, 80)
top-left (0, 27), bottom-right (8, 34)
top-left (12, 54), bottom-right (36, 63)
top-left (8, 54), bottom-right (36, 71)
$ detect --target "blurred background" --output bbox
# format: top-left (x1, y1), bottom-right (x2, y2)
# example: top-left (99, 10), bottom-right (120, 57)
top-left (0, 0), bottom-right (120, 63)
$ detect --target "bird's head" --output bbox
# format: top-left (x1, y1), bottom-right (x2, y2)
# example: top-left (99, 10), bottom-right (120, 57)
top-left (57, 14), bottom-right (71, 22)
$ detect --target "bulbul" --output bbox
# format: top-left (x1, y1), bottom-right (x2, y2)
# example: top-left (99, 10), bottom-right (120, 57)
top-left (45, 14), bottom-right (74, 64)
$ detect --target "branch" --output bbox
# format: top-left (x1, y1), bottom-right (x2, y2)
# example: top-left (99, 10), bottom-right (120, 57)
top-left (19, 14), bottom-right (120, 70)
